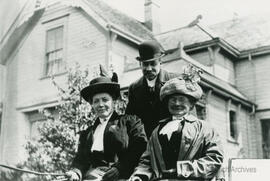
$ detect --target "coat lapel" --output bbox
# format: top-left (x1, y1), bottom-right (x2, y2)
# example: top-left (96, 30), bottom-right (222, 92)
top-left (151, 127), bottom-right (166, 171)
top-left (103, 112), bottom-right (119, 157)
top-left (150, 117), bottom-right (174, 172)
top-left (155, 69), bottom-right (167, 93)
top-left (177, 115), bottom-right (199, 160)
top-left (86, 118), bottom-right (100, 151)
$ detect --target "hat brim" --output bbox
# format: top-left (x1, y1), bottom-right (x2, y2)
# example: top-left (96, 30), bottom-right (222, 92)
top-left (81, 83), bottom-right (120, 102)
top-left (136, 53), bottom-right (165, 62)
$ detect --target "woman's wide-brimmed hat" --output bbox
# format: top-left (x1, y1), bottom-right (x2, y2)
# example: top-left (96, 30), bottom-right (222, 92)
top-left (80, 65), bottom-right (120, 102)
top-left (160, 65), bottom-right (203, 102)
top-left (136, 40), bottom-right (165, 62)
top-left (160, 76), bottom-right (203, 102)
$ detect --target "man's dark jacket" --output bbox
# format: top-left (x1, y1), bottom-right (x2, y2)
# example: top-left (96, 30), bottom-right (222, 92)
top-left (126, 69), bottom-right (179, 137)
top-left (71, 111), bottom-right (147, 180)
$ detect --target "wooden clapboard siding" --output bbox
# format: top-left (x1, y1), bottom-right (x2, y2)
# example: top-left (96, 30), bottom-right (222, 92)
top-left (0, 3), bottom-right (109, 164)
top-left (236, 54), bottom-right (270, 110)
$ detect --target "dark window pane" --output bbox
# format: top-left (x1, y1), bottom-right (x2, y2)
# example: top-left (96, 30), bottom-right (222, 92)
top-left (229, 110), bottom-right (237, 139)
top-left (45, 26), bottom-right (64, 75)
top-left (196, 105), bottom-right (206, 120)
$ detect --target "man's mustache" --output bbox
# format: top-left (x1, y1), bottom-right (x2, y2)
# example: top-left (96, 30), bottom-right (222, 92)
top-left (171, 105), bottom-right (187, 110)
top-left (145, 71), bottom-right (155, 74)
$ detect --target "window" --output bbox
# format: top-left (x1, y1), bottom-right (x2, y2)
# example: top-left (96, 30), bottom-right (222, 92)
top-left (195, 93), bottom-right (207, 120)
top-left (27, 108), bottom-right (58, 139)
top-left (110, 52), bottom-right (125, 76)
top-left (45, 26), bottom-right (65, 76)
top-left (28, 111), bottom-right (46, 139)
top-left (229, 110), bottom-right (238, 140)
top-left (196, 104), bottom-right (206, 120)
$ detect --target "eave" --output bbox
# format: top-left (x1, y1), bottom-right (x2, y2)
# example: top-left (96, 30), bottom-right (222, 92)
top-left (183, 37), bottom-right (270, 60)
top-left (0, 8), bottom-right (45, 65)
top-left (183, 38), bottom-right (240, 58)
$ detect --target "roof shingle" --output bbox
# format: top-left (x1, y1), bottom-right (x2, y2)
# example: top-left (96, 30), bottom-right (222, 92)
top-left (210, 14), bottom-right (270, 51)
top-left (86, 0), bottom-right (154, 41)
top-left (156, 14), bottom-right (270, 52)
top-left (156, 25), bottom-right (213, 51)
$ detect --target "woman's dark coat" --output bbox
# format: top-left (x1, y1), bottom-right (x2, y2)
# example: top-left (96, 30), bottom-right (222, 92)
top-left (71, 111), bottom-right (147, 180)
top-left (132, 115), bottom-right (224, 181)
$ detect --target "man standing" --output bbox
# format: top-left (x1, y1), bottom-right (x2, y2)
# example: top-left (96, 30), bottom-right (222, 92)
top-left (126, 40), bottom-right (179, 138)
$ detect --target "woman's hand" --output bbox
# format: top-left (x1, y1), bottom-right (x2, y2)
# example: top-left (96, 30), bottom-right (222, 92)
top-left (102, 167), bottom-right (119, 181)
top-left (129, 176), bottom-right (142, 181)
top-left (66, 170), bottom-right (80, 181)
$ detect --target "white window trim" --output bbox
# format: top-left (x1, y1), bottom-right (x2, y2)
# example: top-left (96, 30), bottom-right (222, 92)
top-left (41, 14), bottom-right (69, 78)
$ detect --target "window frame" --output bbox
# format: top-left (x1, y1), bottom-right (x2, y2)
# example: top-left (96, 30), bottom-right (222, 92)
top-left (229, 110), bottom-right (237, 139)
top-left (41, 15), bottom-right (68, 78)
top-left (27, 107), bottom-right (58, 139)
top-left (195, 103), bottom-right (206, 121)
top-left (227, 100), bottom-right (240, 143)
top-left (195, 91), bottom-right (207, 121)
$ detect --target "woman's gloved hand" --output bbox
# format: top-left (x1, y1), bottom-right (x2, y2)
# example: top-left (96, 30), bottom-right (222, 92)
top-left (162, 168), bottom-right (177, 178)
top-left (129, 174), bottom-right (148, 181)
top-left (65, 170), bottom-right (80, 181)
top-left (102, 167), bottom-right (119, 181)
top-left (108, 124), bottom-right (129, 149)
top-left (129, 175), bottom-right (142, 181)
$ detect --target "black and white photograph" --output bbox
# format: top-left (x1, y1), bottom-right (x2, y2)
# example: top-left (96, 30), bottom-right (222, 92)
top-left (0, 0), bottom-right (270, 180)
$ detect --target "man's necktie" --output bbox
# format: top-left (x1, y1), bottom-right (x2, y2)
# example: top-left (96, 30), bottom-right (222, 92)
top-left (149, 86), bottom-right (155, 93)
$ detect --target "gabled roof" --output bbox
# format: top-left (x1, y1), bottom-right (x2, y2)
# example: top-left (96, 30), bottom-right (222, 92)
top-left (210, 14), bottom-right (270, 51)
top-left (156, 25), bottom-right (213, 51)
top-left (0, 0), bottom-right (154, 65)
top-left (0, 8), bottom-right (45, 65)
top-left (85, 0), bottom-right (154, 41)
top-left (156, 14), bottom-right (270, 58)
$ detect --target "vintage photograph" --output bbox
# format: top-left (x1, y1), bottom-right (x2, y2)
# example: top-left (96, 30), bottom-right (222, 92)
top-left (0, 0), bottom-right (269, 180)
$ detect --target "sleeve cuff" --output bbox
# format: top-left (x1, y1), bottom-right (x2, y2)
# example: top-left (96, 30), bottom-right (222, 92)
top-left (176, 160), bottom-right (192, 178)
top-left (134, 174), bottom-right (149, 181)
top-left (71, 168), bottom-right (82, 181)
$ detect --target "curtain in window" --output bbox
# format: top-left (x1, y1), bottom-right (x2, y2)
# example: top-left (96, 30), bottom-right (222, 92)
top-left (45, 26), bottom-right (64, 75)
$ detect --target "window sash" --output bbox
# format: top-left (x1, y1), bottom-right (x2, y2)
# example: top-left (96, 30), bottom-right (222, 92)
top-left (229, 110), bottom-right (237, 139)
top-left (45, 26), bottom-right (64, 76)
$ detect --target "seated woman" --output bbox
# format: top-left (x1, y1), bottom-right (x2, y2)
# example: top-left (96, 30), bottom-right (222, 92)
top-left (130, 69), bottom-right (224, 181)
top-left (66, 71), bottom-right (147, 181)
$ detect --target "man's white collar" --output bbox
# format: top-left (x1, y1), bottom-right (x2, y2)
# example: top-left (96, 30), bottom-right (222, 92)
top-left (146, 77), bottom-right (157, 87)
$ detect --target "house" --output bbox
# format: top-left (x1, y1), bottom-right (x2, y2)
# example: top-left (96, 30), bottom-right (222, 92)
top-left (0, 0), bottom-right (267, 174)
top-left (154, 15), bottom-right (270, 159)
top-left (0, 0), bottom-right (154, 164)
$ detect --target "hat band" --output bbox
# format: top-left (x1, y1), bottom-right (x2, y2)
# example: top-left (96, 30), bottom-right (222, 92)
top-left (137, 53), bottom-right (165, 62)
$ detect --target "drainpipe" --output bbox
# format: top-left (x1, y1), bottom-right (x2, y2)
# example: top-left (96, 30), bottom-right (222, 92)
top-left (248, 53), bottom-right (256, 108)
top-left (107, 25), bottom-right (117, 72)
top-left (248, 53), bottom-right (259, 157)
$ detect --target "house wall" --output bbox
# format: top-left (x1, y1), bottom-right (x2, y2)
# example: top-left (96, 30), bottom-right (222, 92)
top-left (0, 4), bottom-right (109, 164)
top-left (214, 52), bottom-right (235, 85)
top-left (157, 57), bottom-right (262, 161)
top-left (112, 36), bottom-right (139, 77)
top-left (207, 93), bottom-right (261, 170)
top-left (0, 65), bottom-right (5, 103)
top-left (236, 54), bottom-right (270, 110)
top-left (236, 54), bottom-right (270, 159)
top-left (188, 48), bottom-right (235, 85)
